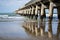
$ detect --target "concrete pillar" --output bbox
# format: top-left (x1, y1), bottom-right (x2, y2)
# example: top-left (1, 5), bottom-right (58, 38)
top-left (57, 7), bottom-right (60, 19)
top-left (29, 9), bottom-right (30, 15)
top-left (49, 2), bottom-right (54, 19)
top-left (35, 5), bottom-right (40, 20)
top-left (22, 10), bottom-right (24, 14)
top-left (25, 10), bottom-right (26, 15)
top-left (31, 6), bottom-right (34, 15)
top-left (23, 10), bottom-right (25, 15)
top-left (28, 8), bottom-right (31, 18)
top-left (22, 10), bottom-right (23, 14)
top-left (48, 19), bottom-right (52, 38)
top-left (26, 9), bottom-right (28, 15)
top-left (27, 9), bottom-right (29, 14)
top-left (24, 10), bottom-right (25, 14)
top-left (26, 10), bottom-right (27, 14)
top-left (28, 9), bottom-right (30, 15)
top-left (35, 5), bottom-right (39, 15)
top-left (27, 9), bottom-right (29, 15)
top-left (29, 8), bottom-right (31, 15)
top-left (41, 4), bottom-right (46, 18)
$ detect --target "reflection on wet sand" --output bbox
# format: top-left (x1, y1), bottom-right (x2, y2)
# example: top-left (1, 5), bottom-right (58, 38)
top-left (40, 18), bottom-right (45, 36)
top-left (23, 18), bottom-right (60, 40)
top-left (48, 19), bottom-right (52, 38)
top-left (56, 20), bottom-right (60, 40)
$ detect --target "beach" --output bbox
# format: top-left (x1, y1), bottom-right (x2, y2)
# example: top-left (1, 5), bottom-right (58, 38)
top-left (0, 13), bottom-right (60, 40)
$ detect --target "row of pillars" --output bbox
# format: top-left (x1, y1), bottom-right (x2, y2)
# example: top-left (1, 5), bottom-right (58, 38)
top-left (17, 2), bottom-right (60, 19)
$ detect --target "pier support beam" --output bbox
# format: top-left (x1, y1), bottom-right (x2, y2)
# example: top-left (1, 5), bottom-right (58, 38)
top-left (35, 5), bottom-right (40, 19)
top-left (49, 2), bottom-right (54, 19)
top-left (35, 5), bottom-right (38, 15)
top-left (31, 6), bottom-right (35, 15)
top-left (25, 10), bottom-right (27, 16)
top-left (57, 7), bottom-right (60, 19)
top-left (27, 9), bottom-right (29, 15)
top-left (35, 5), bottom-right (40, 15)
top-left (28, 9), bottom-right (29, 15)
top-left (26, 9), bottom-right (27, 15)
top-left (26, 9), bottom-right (28, 15)
top-left (29, 8), bottom-right (31, 15)
top-left (41, 4), bottom-right (46, 18)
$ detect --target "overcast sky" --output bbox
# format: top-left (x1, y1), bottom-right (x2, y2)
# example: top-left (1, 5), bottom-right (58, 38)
top-left (0, 0), bottom-right (30, 13)
top-left (0, 0), bottom-right (57, 13)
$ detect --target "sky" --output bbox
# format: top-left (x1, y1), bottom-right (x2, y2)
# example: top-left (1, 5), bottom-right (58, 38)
top-left (0, 0), bottom-right (57, 13)
top-left (0, 0), bottom-right (30, 13)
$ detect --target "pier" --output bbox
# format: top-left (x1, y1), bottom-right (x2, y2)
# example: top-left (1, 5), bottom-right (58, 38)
top-left (16, 0), bottom-right (60, 19)
top-left (15, 0), bottom-right (60, 39)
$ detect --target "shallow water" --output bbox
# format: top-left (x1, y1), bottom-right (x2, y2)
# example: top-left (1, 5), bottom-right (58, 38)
top-left (23, 18), bottom-right (60, 40)
top-left (0, 14), bottom-right (60, 40)
top-left (0, 15), bottom-right (31, 40)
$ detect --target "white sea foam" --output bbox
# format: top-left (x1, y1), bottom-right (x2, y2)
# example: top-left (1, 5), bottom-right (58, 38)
top-left (0, 15), bottom-right (8, 18)
top-left (0, 15), bottom-right (27, 22)
top-left (8, 16), bottom-right (24, 19)
top-left (0, 15), bottom-right (25, 19)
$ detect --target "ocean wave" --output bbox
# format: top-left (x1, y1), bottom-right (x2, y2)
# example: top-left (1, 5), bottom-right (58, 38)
top-left (0, 15), bottom-right (8, 18)
top-left (8, 16), bottom-right (25, 19)
top-left (0, 15), bottom-right (25, 19)
top-left (0, 16), bottom-right (27, 22)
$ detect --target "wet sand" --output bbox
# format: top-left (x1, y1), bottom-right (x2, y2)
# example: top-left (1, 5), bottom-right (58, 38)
top-left (23, 18), bottom-right (60, 40)
top-left (0, 16), bottom-right (60, 40)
